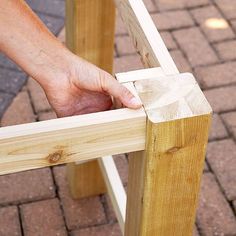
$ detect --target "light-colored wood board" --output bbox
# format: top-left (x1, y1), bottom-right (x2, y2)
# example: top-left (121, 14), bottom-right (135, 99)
top-left (67, 160), bottom-right (107, 199)
top-left (116, 67), bottom-right (164, 83)
top-left (65, 0), bottom-right (116, 199)
top-left (99, 156), bottom-right (127, 234)
top-left (125, 151), bottom-right (145, 236)
top-left (125, 115), bottom-right (212, 235)
top-left (0, 108), bottom-right (146, 175)
top-left (66, 0), bottom-right (115, 73)
top-left (114, 0), bottom-right (178, 74)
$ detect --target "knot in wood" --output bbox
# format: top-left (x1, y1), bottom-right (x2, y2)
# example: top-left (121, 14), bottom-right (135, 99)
top-left (167, 146), bottom-right (181, 154)
top-left (47, 151), bottom-right (63, 164)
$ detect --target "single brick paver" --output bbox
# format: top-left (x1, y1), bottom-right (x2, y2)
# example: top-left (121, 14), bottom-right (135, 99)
top-left (197, 173), bottom-right (236, 236)
top-left (151, 10), bottom-right (194, 31)
top-left (115, 14), bottom-right (128, 36)
top-left (71, 223), bottom-right (122, 236)
top-left (27, 78), bottom-right (51, 113)
top-left (114, 54), bottom-right (143, 73)
top-left (204, 86), bottom-right (236, 113)
top-left (143, 0), bottom-right (157, 13)
top-left (0, 206), bottom-right (22, 236)
top-left (173, 27), bottom-right (219, 67)
top-left (21, 198), bottom-right (67, 236)
top-left (38, 110), bottom-right (57, 121)
top-left (153, 0), bottom-right (210, 11)
top-left (102, 194), bottom-right (117, 223)
top-left (38, 13), bottom-right (64, 36)
top-left (214, 0), bottom-right (236, 20)
top-left (1, 91), bottom-right (35, 126)
top-left (207, 139), bottom-right (236, 201)
top-left (115, 36), bottom-right (136, 56)
top-left (113, 154), bottom-right (128, 186)
top-left (116, 31), bottom-right (177, 56)
top-left (221, 112), bottom-right (236, 139)
top-left (208, 114), bottom-right (228, 141)
top-left (0, 92), bottom-right (14, 118)
top-left (190, 5), bottom-right (235, 43)
top-left (160, 31), bottom-right (177, 50)
top-left (0, 168), bottom-right (55, 205)
top-left (0, 68), bottom-right (27, 95)
top-left (53, 166), bottom-right (107, 230)
top-left (170, 50), bottom-right (192, 72)
top-left (194, 61), bottom-right (236, 89)
top-left (214, 40), bottom-right (236, 61)
top-left (25, 0), bottom-right (65, 18)
top-left (0, 53), bottom-right (21, 71)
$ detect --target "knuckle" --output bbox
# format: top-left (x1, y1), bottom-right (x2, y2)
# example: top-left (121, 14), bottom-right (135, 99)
top-left (98, 70), bottom-right (110, 93)
top-left (117, 87), bottom-right (134, 104)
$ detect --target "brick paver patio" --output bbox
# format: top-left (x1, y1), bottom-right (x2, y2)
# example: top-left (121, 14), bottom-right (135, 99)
top-left (0, 0), bottom-right (236, 235)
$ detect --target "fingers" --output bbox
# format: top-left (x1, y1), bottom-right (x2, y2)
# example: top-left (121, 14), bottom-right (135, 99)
top-left (100, 71), bottom-right (142, 109)
top-left (112, 97), bottom-right (123, 109)
top-left (72, 59), bottom-right (142, 109)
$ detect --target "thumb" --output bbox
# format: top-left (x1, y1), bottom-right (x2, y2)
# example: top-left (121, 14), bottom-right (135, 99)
top-left (100, 72), bottom-right (142, 109)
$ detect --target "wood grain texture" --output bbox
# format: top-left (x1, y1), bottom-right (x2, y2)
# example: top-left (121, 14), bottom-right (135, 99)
top-left (114, 0), bottom-right (178, 74)
top-left (66, 0), bottom-right (116, 198)
top-left (66, 0), bottom-right (115, 72)
top-left (0, 108), bottom-right (146, 175)
top-left (135, 73), bottom-right (212, 123)
top-left (125, 151), bottom-right (145, 236)
top-left (67, 160), bottom-right (107, 199)
top-left (116, 67), bottom-right (164, 83)
top-left (125, 115), bottom-right (212, 235)
top-left (125, 73), bottom-right (212, 235)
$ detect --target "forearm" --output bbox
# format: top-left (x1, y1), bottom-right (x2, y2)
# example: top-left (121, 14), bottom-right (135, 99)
top-left (0, 0), bottom-right (142, 114)
top-left (0, 0), bottom-right (72, 88)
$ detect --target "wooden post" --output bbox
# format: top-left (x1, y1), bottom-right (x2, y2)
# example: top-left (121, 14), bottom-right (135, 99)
top-left (125, 75), bottom-right (212, 235)
top-left (65, 0), bottom-right (116, 198)
top-left (126, 117), bottom-right (211, 235)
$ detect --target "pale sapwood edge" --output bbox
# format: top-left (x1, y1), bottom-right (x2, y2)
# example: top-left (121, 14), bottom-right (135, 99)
top-left (98, 156), bottom-right (126, 234)
top-left (0, 107), bottom-right (146, 175)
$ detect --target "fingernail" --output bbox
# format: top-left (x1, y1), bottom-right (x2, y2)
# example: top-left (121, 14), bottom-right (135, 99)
top-left (129, 97), bottom-right (142, 107)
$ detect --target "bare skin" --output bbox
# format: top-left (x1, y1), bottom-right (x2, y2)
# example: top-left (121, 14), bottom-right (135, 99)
top-left (0, 0), bottom-right (142, 117)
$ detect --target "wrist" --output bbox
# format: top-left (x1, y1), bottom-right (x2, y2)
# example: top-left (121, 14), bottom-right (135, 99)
top-left (32, 44), bottom-right (75, 92)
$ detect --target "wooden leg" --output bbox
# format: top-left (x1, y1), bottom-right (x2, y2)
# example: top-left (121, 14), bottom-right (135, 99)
top-left (67, 161), bottom-right (106, 198)
top-left (125, 115), bottom-right (211, 235)
top-left (65, 0), bottom-right (116, 198)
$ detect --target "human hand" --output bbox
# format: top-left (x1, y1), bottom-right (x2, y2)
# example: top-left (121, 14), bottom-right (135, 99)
top-left (43, 56), bottom-right (142, 117)
top-left (0, 0), bottom-right (142, 118)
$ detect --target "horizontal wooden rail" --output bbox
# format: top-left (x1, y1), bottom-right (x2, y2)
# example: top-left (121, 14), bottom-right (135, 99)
top-left (0, 108), bottom-right (146, 175)
top-left (116, 67), bottom-right (164, 83)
